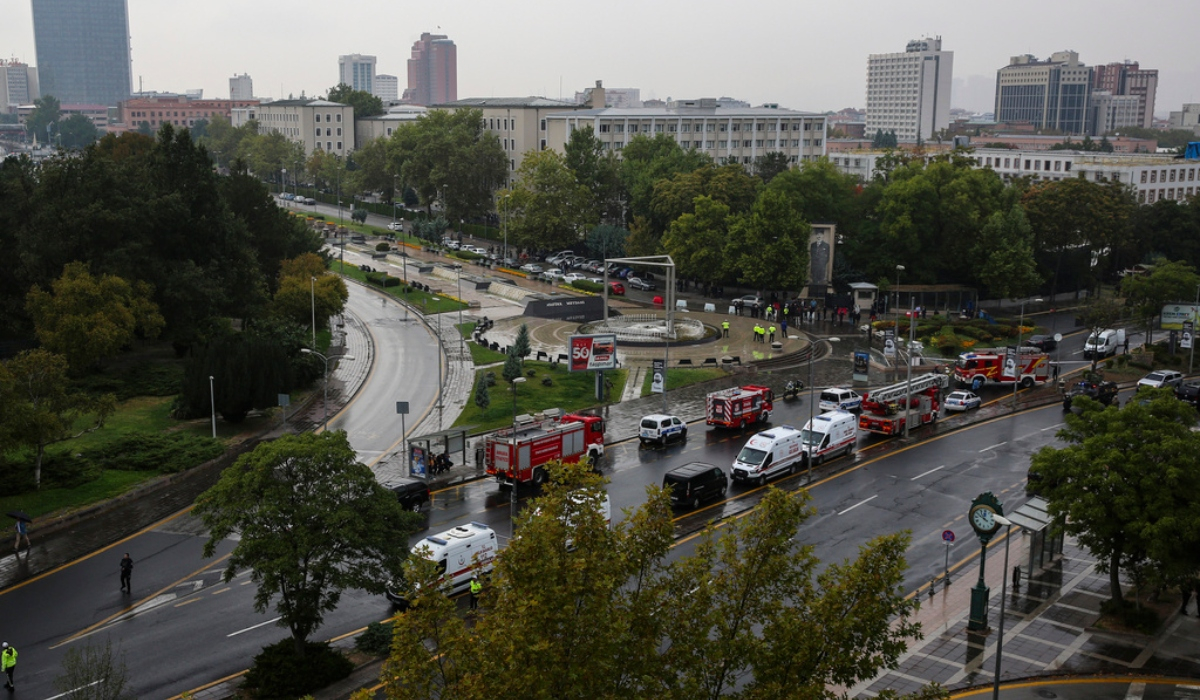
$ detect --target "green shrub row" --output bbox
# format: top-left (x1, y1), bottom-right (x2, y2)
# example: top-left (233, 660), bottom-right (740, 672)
top-left (572, 280), bottom-right (604, 293)
top-left (72, 362), bottom-right (185, 400)
top-left (366, 272), bottom-right (400, 287)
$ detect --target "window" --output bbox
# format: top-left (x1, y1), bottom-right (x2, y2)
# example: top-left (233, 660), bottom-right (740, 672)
top-left (336, 114), bottom-right (342, 122)
top-left (680, 123), bottom-right (690, 132)
top-left (541, 139), bottom-right (546, 149)
top-left (719, 140), bottom-right (727, 148)
top-left (614, 124), bottom-right (624, 133)
top-left (767, 123), bottom-right (776, 131)
top-left (337, 141), bottom-right (342, 150)
top-left (743, 140), bottom-right (752, 148)
top-left (336, 127), bottom-right (341, 136)
top-left (1171, 170), bottom-right (1177, 182)
top-left (742, 156), bottom-right (751, 164)
top-left (327, 142), bottom-right (332, 151)
top-left (1141, 171), bottom-right (1148, 183)
top-left (1053, 161), bottom-right (1060, 171)
top-left (755, 123), bottom-right (764, 131)
top-left (706, 124), bottom-right (714, 132)
top-left (755, 140), bottom-right (764, 148)
top-left (540, 119), bottom-right (546, 131)
top-left (668, 124), bottom-right (677, 132)
top-left (813, 139), bottom-right (822, 147)
top-left (655, 124), bottom-right (664, 133)
top-left (1151, 171), bottom-right (1157, 183)
top-left (681, 141), bottom-right (690, 148)
top-left (1064, 162), bottom-right (1071, 172)
top-left (719, 124), bottom-right (727, 132)
top-left (599, 124), bottom-right (610, 133)
top-left (731, 124), bottom-right (741, 132)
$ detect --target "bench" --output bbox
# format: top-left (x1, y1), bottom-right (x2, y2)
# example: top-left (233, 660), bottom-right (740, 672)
top-left (557, 353), bottom-right (569, 364)
top-left (536, 351), bottom-right (548, 361)
top-left (702, 358), bottom-right (718, 367)
top-left (677, 358), bottom-right (693, 366)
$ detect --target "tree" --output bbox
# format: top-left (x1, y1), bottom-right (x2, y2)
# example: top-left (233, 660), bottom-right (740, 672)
top-left (724, 188), bottom-right (811, 294)
top-left (661, 196), bottom-right (732, 282)
top-left (57, 113), bottom-right (100, 150)
top-left (752, 151), bottom-right (792, 183)
top-left (271, 268), bottom-right (348, 332)
top-left (1030, 390), bottom-right (1200, 608)
top-left (473, 374), bottom-right (490, 411)
top-left (585, 224), bottom-right (629, 261)
top-left (501, 346), bottom-right (523, 384)
top-left (513, 323), bottom-right (531, 360)
top-left (564, 125), bottom-right (625, 224)
top-left (619, 134), bottom-right (711, 231)
top-left (650, 163), bottom-right (760, 235)
top-left (1078, 295), bottom-right (1126, 370)
top-left (26, 94), bottom-right (61, 142)
top-left (384, 464), bottom-right (937, 700)
top-left (326, 83), bottom-right (385, 118)
top-left (973, 205), bottom-right (1042, 300)
top-left (1121, 259), bottom-right (1200, 346)
top-left (3, 349), bottom-right (115, 488)
top-left (503, 150), bottom-right (595, 252)
top-left (26, 262), bottom-right (165, 373)
top-left (195, 431), bottom-right (420, 655)
top-left (179, 331), bottom-right (295, 423)
top-left (54, 639), bottom-right (133, 700)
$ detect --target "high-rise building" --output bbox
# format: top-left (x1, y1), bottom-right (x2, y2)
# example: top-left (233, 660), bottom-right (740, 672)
top-left (338, 54), bottom-right (376, 94)
top-left (374, 74), bottom-right (398, 102)
top-left (229, 73), bottom-right (253, 101)
top-left (31, 0), bottom-right (132, 106)
top-left (404, 33), bottom-right (456, 106)
top-left (0, 60), bottom-right (40, 112)
top-left (994, 51), bottom-right (1092, 135)
top-left (865, 37), bottom-right (953, 142)
top-left (1093, 61), bottom-right (1157, 129)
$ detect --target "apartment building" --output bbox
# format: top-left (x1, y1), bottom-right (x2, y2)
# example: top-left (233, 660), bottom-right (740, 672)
top-left (970, 149), bottom-right (1197, 204)
top-left (229, 74), bottom-right (253, 101)
top-left (120, 96), bottom-right (259, 130)
top-left (994, 52), bottom-right (1092, 135)
top-left (255, 99), bottom-right (354, 157)
top-left (865, 37), bottom-right (953, 142)
top-left (0, 60), bottom-right (39, 113)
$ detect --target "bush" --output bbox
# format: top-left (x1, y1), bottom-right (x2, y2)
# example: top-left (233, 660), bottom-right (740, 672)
top-left (376, 242), bottom-right (390, 252)
top-left (355, 621), bottom-right (394, 656)
top-left (571, 280), bottom-right (603, 293)
top-left (242, 639), bottom-right (353, 700)
top-left (82, 432), bottom-right (224, 473)
top-left (73, 362), bottom-right (185, 400)
top-left (366, 272), bottom-right (399, 287)
top-left (453, 250), bottom-right (483, 261)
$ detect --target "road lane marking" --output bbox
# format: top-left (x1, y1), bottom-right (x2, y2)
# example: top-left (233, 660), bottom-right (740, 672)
top-left (979, 441), bottom-right (1007, 452)
top-left (212, 587), bottom-right (231, 595)
top-left (174, 599), bottom-right (201, 608)
top-left (837, 495), bottom-right (877, 515)
top-left (1041, 423), bottom-right (1064, 431)
top-left (228, 616), bottom-right (282, 637)
top-left (45, 680), bottom-right (101, 699)
top-left (910, 465), bottom-right (945, 481)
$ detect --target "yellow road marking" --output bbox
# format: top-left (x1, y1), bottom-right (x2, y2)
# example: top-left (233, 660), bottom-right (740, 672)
top-left (174, 599), bottom-right (200, 608)
top-left (211, 587), bottom-right (231, 595)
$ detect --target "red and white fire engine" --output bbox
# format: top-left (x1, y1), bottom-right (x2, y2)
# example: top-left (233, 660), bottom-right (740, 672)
top-left (705, 385), bottom-right (774, 429)
top-left (954, 347), bottom-right (1050, 391)
top-left (858, 373), bottom-right (949, 436)
top-left (484, 409), bottom-right (605, 487)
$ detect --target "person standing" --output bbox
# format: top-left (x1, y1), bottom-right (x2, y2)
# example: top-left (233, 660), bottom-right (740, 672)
top-left (768, 325), bottom-right (776, 344)
top-left (1, 643), bottom-right (15, 691)
top-left (13, 520), bottom-right (29, 553)
top-left (721, 320), bottom-right (729, 338)
top-left (469, 577), bottom-right (482, 611)
top-left (120, 553), bottom-right (134, 593)
top-left (781, 318), bottom-right (788, 339)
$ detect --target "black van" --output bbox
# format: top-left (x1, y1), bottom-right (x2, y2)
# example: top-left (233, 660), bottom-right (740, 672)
top-left (389, 478), bottom-right (431, 512)
top-left (663, 462), bottom-right (727, 510)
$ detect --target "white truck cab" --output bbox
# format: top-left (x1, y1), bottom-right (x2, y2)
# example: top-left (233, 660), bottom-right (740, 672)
top-left (732, 426), bottom-right (805, 486)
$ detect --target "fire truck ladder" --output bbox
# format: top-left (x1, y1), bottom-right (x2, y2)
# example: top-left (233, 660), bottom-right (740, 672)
top-left (867, 373), bottom-right (949, 404)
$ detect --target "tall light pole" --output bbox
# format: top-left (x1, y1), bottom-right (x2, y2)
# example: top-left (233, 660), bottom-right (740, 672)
top-left (301, 349), bottom-right (356, 431)
top-left (310, 276), bottom-right (317, 349)
top-left (457, 272), bottom-right (465, 358)
top-left (991, 514), bottom-right (1017, 700)
top-left (894, 264), bottom-right (905, 380)
top-left (430, 298), bottom-right (444, 431)
top-left (1013, 297), bottom-right (1043, 408)
top-left (502, 194), bottom-right (510, 266)
top-left (807, 335), bottom-right (815, 482)
top-left (392, 175), bottom-right (399, 232)
top-left (1191, 284), bottom-right (1199, 375)
top-left (510, 376), bottom-right (527, 528)
top-left (903, 296), bottom-right (917, 438)
top-left (281, 167), bottom-right (287, 201)
top-left (208, 375), bottom-right (217, 439)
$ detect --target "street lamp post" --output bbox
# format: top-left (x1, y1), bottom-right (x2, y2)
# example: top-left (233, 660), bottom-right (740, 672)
top-left (807, 335), bottom-right (815, 483)
top-left (1191, 285), bottom-right (1199, 375)
top-left (510, 376), bottom-right (527, 528)
top-left (430, 298), bottom-right (444, 431)
top-left (208, 375), bottom-right (217, 439)
top-left (281, 168), bottom-right (287, 201)
top-left (894, 265), bottom-right (905, 380)
top-left (300, 349), bottom-right (357, 432)
top-left (903, 296), bottom-right (917, 438)
top-left (502, 194), bottom-right (510, 267)
top-left (991, 514), bottom-right (1017, 700)
top-left (1013, 298), bottom-right (1043, 408)
top-left (392, 175), bottom-right (399, 232)
top-left (310, 276), bottom-right (317, 349)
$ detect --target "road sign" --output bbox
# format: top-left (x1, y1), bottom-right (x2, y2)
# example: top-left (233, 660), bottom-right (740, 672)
top-left (942, 530), bottom-right (955, 543)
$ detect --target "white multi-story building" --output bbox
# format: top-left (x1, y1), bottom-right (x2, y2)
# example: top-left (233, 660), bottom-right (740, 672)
top-left (1089, 90), bottom-right (1142, 136)
top-left (229, 73), bottom-right (253, 101)
top-left (865, 37), bottom-right (953, 143)
top-left (1, 60), bottom-right (39, 113)
top-left (354, 104), bottom-right (427, 147)
top-left (544, 94), bottom-right (827, 170)
top-left (374, 74), bottom-right (398, 102)
top-left (338, 54), bottom-right (376, 94)
top-left (255, 99), bottom-right (354, 157)
top-left (1170, 104), bottom-right (1200, 135)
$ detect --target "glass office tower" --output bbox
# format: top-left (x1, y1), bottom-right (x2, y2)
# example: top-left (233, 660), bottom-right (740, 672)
top-left (32, 0), bottom-right (132, 106)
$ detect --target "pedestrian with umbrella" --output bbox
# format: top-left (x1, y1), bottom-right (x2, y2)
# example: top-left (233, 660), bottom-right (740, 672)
top-left (8, 512), bottom-right (31, 554)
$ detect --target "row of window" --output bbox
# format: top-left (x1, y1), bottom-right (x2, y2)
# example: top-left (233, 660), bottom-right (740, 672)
top-left (128, 110), bottom-right (223, 118)
top-left (1141, 168), bottom-right (1197, 184)
top-left (1143, 187), bottom-right (1196, 204)
top-left (592, 121), bottom-right (817, 134)
top-left (979, 155), bottom-right (1076, 173)
top-left (599, 138), bottom-right (821, 151)
top-left (316, 127), bottom-right (343, 137)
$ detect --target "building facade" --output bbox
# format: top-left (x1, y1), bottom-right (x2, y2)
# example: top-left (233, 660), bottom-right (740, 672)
top-left (32, 0), bottom-right (131, 106)
top-left (1088, 91), bottom-right (1143, 136)
top-left (0, 60), bottom-right (40, 113)
top-left (256, 99), bottom-right (354, 157)
top-left (119, 96), bottom-right (259, 131)
top-left (374, 74), bottom-right (399, 102)
top-left (434, 97), bottom-right (584, 183)
top-left (229, 73), bottom-right (253, 101)
top-left (404, 33), bottom-right (456, 106)
top-left (969, 149), bottom-right (1199, 204)
top-left (994, 52), bottom-right (1092, 135)
top-left (1093, 61), bottom-right (1157, 129)
top-left (573, 84), bottom-right (642, 108)
top-left (1170, 104), bottom-right (1200, 135)
top-left (865, 37), bottom-right (953, 142)
top-left (354, 105), bottom-right (427, 147)
top-left (338, 54), bottom-right (376, 94)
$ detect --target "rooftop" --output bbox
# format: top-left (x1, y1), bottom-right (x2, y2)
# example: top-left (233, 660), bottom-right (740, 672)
top-left (548, 105), bottom-right (823, 119)
top-left (435, 97), bottom-right (579, 109)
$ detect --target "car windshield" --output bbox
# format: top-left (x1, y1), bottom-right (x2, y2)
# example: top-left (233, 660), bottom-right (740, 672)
top-left (799, 430), bottom-right (822, 446)
top-left (736, 446), bottom-right (767, 466)
top-left (955, 358), bottom-right (974, 370)
top-left (1146, 373), bottom-right (1164, 382)
top-left (949, 393), bottom-right (966, 401)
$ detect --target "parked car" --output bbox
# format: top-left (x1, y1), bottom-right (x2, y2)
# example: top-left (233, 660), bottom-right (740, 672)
top-left (520, 263), bottom-right (543, 274)
top-left (608, 281), bottom-right (626, 295)
top-left (563, 272), bottom-right (587, 283)
top-left (628, 276), bottom-right (656, 291)
top-left (1137, 370), bottom-right (1184, 390)
top-left (1023, 335), bottom-right (1058, 351)
top-left (663, 462), bottom-right (727, 510)
top-left (735, 294), bottom-right (765, 308)
top-left (639, 414), bottom-right (688, 445)
top-left (387, 221), bottom-right (403, 231)
top-left (389, 478), bottom-right (431, 513)
top-left (544, 268), bottom-right (565, 281)
top-left (1176, 382), bottom-right (1200, 407)
top-left (584, 260), bottom-right (601, 272)
top-left (944, 390), bottom-right (982, 412)
top-left (1062, 379), bottom-right (1119, 411)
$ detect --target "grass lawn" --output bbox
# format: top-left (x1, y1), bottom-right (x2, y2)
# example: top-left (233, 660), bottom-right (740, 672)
top-left (641, 367), bottom-right (730, 397)
top-left (0, 469), bottom-right (161, 521)
top-left (456, 323), bottom-right (508, 365)
top-left (331, 260), bottom-right (467, 314)
top-left (454, 361), bottom-right (627, 433)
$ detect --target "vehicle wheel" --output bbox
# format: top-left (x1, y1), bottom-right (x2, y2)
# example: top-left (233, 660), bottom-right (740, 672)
top-left (1020, 376), bottom-right (1034, 389)
top-left (411, 501), bottom-right (424, 512)
top-left (1062, 400), bottom-right (1071, 411)
top-left (814, 453), bottom-right (824, 466)
top-left (691, 496), bottom-right (701, 510)
top-left (761, 411), bottom-right (771, 423)
top-left (680, 428), bottom-right (688, 440)
top-left (758, 474), bottom-right (767, 487)
top-left (532, 468), bottom-right (547, 486)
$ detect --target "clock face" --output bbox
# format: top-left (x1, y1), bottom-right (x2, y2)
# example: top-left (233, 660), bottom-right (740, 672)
top-left (971, 505), bottom-right (996, 532)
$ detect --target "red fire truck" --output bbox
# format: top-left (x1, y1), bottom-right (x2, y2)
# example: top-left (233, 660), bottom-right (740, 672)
top-left (705, 385), bottom-right (774, 429)
top-left (858, 373), bottom-right (949, 436)
top-left (484, 409), bottom-right (605, 487)
top-left (954, 347), bottom-right (1050, 391)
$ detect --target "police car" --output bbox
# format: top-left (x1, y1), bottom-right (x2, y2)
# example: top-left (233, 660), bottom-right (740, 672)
top-left (818, 387), bottom-right (862, 412)
top-left (639, 414), bottom-right (688, 445)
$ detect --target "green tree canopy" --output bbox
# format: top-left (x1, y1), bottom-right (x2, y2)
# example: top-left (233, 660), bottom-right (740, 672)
top-left (973, 205), bottom-right (1042, 300)
top-left (585, 224), bottom-right (629, 260)
top-left (326, 83), bottom-right (385, 118)
top-left (26, 94), bottom-right (61, 142)
top-left (564, 125), bottom-right (624, 224)
top-left (503, 150), bottom-right (594, 252)
top-left (57, 113), bottom-right (100, 150)
top-left (724, 188), bottom-right (811, 293)
top-left (195, 431), bottom-right (420, 654)
top-left (1121, 259), bottom-right (1200, 345)
top-left (661, 195), bottom-right (732, 282)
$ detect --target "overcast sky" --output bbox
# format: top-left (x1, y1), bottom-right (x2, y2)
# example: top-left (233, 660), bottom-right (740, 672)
top-left (3, 0), bottom-right (1196, 117)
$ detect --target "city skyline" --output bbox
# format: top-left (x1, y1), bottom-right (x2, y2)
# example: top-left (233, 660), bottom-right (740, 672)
top-left (2, 0), bottom-right (1197, 116)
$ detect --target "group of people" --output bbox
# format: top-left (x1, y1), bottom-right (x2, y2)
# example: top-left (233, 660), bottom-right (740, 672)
top-left (430, 452), bottom-right (454, 476)
top-left (751, 324), bottom-right (779, 344)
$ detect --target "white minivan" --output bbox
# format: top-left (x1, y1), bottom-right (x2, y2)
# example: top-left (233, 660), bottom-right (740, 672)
top-left (1084, 328), bottom-right (1126, 359)
top-left (819, 387), bottom-right (862, 413)
top-left (386, 522), bottom-right (497, 608)
top-left (732, 426), bottom-right (806, 486)
top-left (799, 410), bottom-right (857, 466)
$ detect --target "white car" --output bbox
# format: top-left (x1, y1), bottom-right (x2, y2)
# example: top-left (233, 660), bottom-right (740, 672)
top-left (544, 268), bottom-right (565, 280)
top-left (639, 414), bottom-right (688, 445)
top-left (520, 263), bottom-right (543, 274)
top-left (1137, 370), bottom-right (1184, 390)
top-left (944, 390), bottom-right (982, 412)
top-left (387, 221), bottom-right (403, 231)
top-left (562, 272), bottom-right (587, 283)
top-left (818, 387), bottom-right (862, 413)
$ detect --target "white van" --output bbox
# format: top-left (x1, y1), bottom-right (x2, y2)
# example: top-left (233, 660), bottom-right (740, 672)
top-left (386, 522), bottom-right (497, 607)
top-left (799, 410), bottom-right (857, 466)
top-left (732, 426), bottom-right (805, 486)
top-left (1084, 328), bottom-right (1126, 359)
top-left (818, 387), bottom-right (862, 413)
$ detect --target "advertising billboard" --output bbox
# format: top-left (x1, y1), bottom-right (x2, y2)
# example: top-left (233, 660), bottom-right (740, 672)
top-left (651, 359), bottom-right (666, 394)
top-left (568, 334), bottom-right (618, 372)
top-left (1161, 304), bottom-right (1200, 331)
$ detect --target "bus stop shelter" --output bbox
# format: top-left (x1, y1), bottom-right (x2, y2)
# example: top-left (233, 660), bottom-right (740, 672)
top-left (1008, 496), bottom-right (1064, 577)
top-left (406, 426), bottom-right (474, 479)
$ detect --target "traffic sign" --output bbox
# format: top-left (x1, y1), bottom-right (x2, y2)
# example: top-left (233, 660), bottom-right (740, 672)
top-left (942, 530), bottom-right (955, 543)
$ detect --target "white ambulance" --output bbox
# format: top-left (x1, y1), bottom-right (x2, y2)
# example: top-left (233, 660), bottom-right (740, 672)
top-left (387, 522), bottom-right (498, 607)
top-left (731, 426), bottom-right (806, 486)
top-left (799, 410), bottom-right (857, 466)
